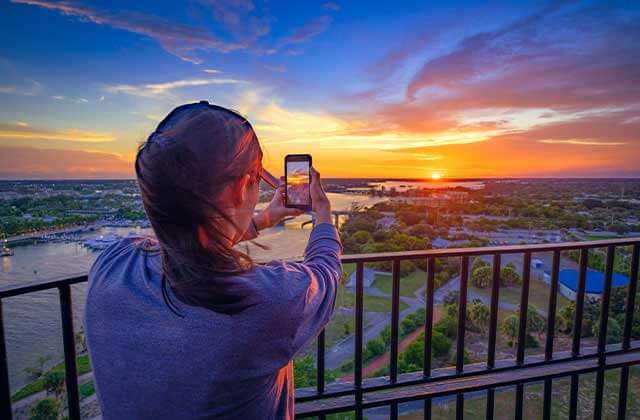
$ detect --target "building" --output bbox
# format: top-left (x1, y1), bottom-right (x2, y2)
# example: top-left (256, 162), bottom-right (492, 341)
top-left (531, 258), bottom-right (544, 270)
top-left (551, 268), bottom-right (630, 301)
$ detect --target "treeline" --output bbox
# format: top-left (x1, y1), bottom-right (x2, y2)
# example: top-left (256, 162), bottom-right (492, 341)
top-left (1, 214), bottom-right (98, 237)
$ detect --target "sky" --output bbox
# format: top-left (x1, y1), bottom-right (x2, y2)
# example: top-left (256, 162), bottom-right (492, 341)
top-left (0, 0), bottom-right (639, 179)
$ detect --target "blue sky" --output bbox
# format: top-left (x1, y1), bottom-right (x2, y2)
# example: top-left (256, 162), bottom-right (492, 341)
top-left (0, 0), bottom-right (639, 178)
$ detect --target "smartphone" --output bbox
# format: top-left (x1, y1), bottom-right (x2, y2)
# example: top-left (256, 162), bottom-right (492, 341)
top-left (285, 154), bottom-right (312, 211)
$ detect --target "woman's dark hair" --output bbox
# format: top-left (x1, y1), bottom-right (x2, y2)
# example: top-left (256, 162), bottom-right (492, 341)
top-left (135, 101), bottom-right (263, 315)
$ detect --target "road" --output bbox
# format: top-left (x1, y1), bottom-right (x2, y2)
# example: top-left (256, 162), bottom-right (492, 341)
top-left (325, 288), bottom-right (425, 370)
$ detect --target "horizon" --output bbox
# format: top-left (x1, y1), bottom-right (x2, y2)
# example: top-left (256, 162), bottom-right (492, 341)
top-left (1, 1), bottom-right (640, 178)
top-left (2, 176), bottom-right (640, 182)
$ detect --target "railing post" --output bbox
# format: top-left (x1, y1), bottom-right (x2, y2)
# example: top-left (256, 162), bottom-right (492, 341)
top-left (594, 246), bottom-right (615, 420)
top-left (455, 256), bottom-right (469, 420)
top-left (0, 299), bottom-right (12, 420)
top-left (542, 250), bottom-right (560, 420)
top-left (516, 252), bottom-right (531, 365)
top-left (424, 257), bottom-right (435, 377)
top-left (423, 257), bottom-right (435, 420)
top-left (390, 259), bottom-right (401, 384)
top-left (572, 248), bottom-right (589, 357)
top-left (316, 330), bottom-right (325, 394)
top-left (354, 262), bottom-right (364, 420)
top-left (390, 259), bottom-right (401, 420)
top-left (618, 244), bottom-right (639, 420)
top-left (486, 253), bottom-right (501, 420)
top-left (59, 285), bottom-right (81, 420)
top-left (622, 244), bottom-right (639, 350)
top-left (456, 256), bottom-right (469, 373)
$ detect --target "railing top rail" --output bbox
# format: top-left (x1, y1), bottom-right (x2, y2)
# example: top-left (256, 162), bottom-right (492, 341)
top-left (0, 273), bottom-right (88, 299)
top-left (341, 237), bottom-right (640, 263)
top-left (1, 237), bottom-right (638, 298)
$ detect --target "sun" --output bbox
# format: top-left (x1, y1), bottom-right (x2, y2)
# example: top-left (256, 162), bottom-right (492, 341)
top-left (431, 172), bottom-right (442, 180)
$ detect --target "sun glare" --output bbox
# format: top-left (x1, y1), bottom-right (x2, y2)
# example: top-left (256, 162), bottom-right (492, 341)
top-left (431, 172), bottom-right (442, 180)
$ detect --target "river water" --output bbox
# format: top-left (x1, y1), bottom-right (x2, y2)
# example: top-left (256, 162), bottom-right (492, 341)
top-left (0, 193), bottom-right (384, 392)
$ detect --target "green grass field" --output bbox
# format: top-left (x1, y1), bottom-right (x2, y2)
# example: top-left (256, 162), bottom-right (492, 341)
top-left (323, 312), bottom-right (371, 348)
top-left (471, 276), bottom-right (570, 315)
top-left (337, 285), bottom-right (409, 312)
top-left (373, 269), bottom-right (426, 298)
top-left (12, 354), bottom-right (92, 401)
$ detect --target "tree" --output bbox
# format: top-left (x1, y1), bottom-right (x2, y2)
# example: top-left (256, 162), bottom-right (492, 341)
top-left (609, 286), bottom-right (628, 318)
top-left (364, 339), bottom-right (385, 362)
top-left (342, 322), bottom-right (351, 337)
top-left (592, 317), bottom-right (622, 344)
top-left (43, 371), bottom-right (65, 401)
top-left (468, 299), bottom-right (490, 333)
top-left (75, 329), bottom-right (87, 353)
top-left (525, 305), bottom-right (546, 338)
top-left (471, 265), bottom-right (492, 288)
top-left (380, 325), bottom-right (392, 349)
top-left (352, 230), bottom-right (373, 245)
top-left (294, 355), bottom-right (336, 388)
top-left (501, 315), bottom-right (519, 347)
top-left (500, 262), bottom-right (521, 286)
top-left (30, 397), bottom-right (60, 420)
top-left (471, 258), bottom-right (490, 273)
top-left (431, 330), bottom-right (452, 357)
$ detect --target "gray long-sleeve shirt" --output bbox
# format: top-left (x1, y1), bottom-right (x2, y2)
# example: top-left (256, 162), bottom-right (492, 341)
top-left (84, 223), bottom-right (342, 419)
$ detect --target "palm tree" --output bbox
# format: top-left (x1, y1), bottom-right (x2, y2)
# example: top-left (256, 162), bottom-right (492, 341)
top-left (500, 315), bottom-right (519, 347)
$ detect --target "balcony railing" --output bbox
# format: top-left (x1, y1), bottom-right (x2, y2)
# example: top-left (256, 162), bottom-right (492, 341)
top-left (1, 238), bottom-right (639, 419)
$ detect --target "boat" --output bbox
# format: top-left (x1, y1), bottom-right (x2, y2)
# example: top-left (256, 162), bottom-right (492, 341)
top-left (82, 234), bottom-right (121, 251)
top-left (1, 241), bottom-right (13, 257)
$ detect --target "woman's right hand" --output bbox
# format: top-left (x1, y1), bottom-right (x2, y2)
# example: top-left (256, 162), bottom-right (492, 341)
top-left (310, 167), bottom-right (332, 224)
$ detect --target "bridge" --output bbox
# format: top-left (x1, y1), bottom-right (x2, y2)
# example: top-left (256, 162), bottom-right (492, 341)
top-left (254, 210), bottom-right (351, 228)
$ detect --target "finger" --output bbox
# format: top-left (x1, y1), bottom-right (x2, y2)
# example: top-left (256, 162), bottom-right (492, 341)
top-left (310, 167), bottom-right (320, 187)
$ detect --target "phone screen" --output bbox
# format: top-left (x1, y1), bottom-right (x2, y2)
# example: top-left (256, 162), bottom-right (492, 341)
top-left (286, 157), bottom-right (311, 207)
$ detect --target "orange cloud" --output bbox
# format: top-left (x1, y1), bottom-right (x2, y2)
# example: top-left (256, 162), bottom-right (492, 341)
top-left (0, 146), bottom-right (133, 179)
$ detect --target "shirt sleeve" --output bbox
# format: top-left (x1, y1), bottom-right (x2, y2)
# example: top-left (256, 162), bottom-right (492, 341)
top-left (285, 222), bottom-right (343, 358)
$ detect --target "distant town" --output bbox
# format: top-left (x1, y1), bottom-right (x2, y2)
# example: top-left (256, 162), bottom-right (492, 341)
top-left (2, 178), bottom-right (640, 419)
top-left (2, 178), bottom-right (639, 242)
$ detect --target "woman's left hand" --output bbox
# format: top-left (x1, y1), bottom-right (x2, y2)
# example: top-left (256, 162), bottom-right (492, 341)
top-left (253, 179), bottom-right (303, 230)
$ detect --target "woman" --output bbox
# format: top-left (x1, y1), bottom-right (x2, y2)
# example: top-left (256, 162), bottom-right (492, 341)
top-left (84, 101), bottom-right (342, 419)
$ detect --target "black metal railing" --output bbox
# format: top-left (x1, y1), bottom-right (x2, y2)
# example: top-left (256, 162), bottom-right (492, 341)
top-left (0, 238), bottom-right (639, 419)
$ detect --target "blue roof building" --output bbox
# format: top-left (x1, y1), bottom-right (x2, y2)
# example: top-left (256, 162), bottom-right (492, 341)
top-left (553, 268), bottom-right (630, 295)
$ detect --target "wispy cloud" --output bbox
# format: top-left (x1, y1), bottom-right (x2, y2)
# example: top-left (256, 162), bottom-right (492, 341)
top-left (11, 0), bottom-right (245, 64)
top-left (106, 77), bottom-right (247, 97)
top-left (203, 68), bottom-right (222, 74)
top-left (0, 125), bottom-right (115, 142)
top-left (538, 139), bottom-right (626, 146)
top-left (323, 2), bottom-right (340, 11)
top-left (15, 121), bottom-right (29, 127)
top-left (264, 64), bottom-right (286, 73)
top-left (284, 49), bottom-right (304, 56)
top-left (0, 79), bottom-right (41, 96)
top-left (287, 15), bottom-right (332, 44)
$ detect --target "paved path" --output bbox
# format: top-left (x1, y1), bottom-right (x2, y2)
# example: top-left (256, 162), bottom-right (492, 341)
top-left (338, 306), bottom-right (443, 382)
top-left (325, 273), bottom-right (462, 370)
top-left (326, 293), bottom-right (423, 369)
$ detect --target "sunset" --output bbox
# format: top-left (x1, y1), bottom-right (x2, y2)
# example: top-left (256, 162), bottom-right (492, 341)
top-left (1, 0), bottom-right (638, 179)
top-left (1, 2), bottom-right (640, 420)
